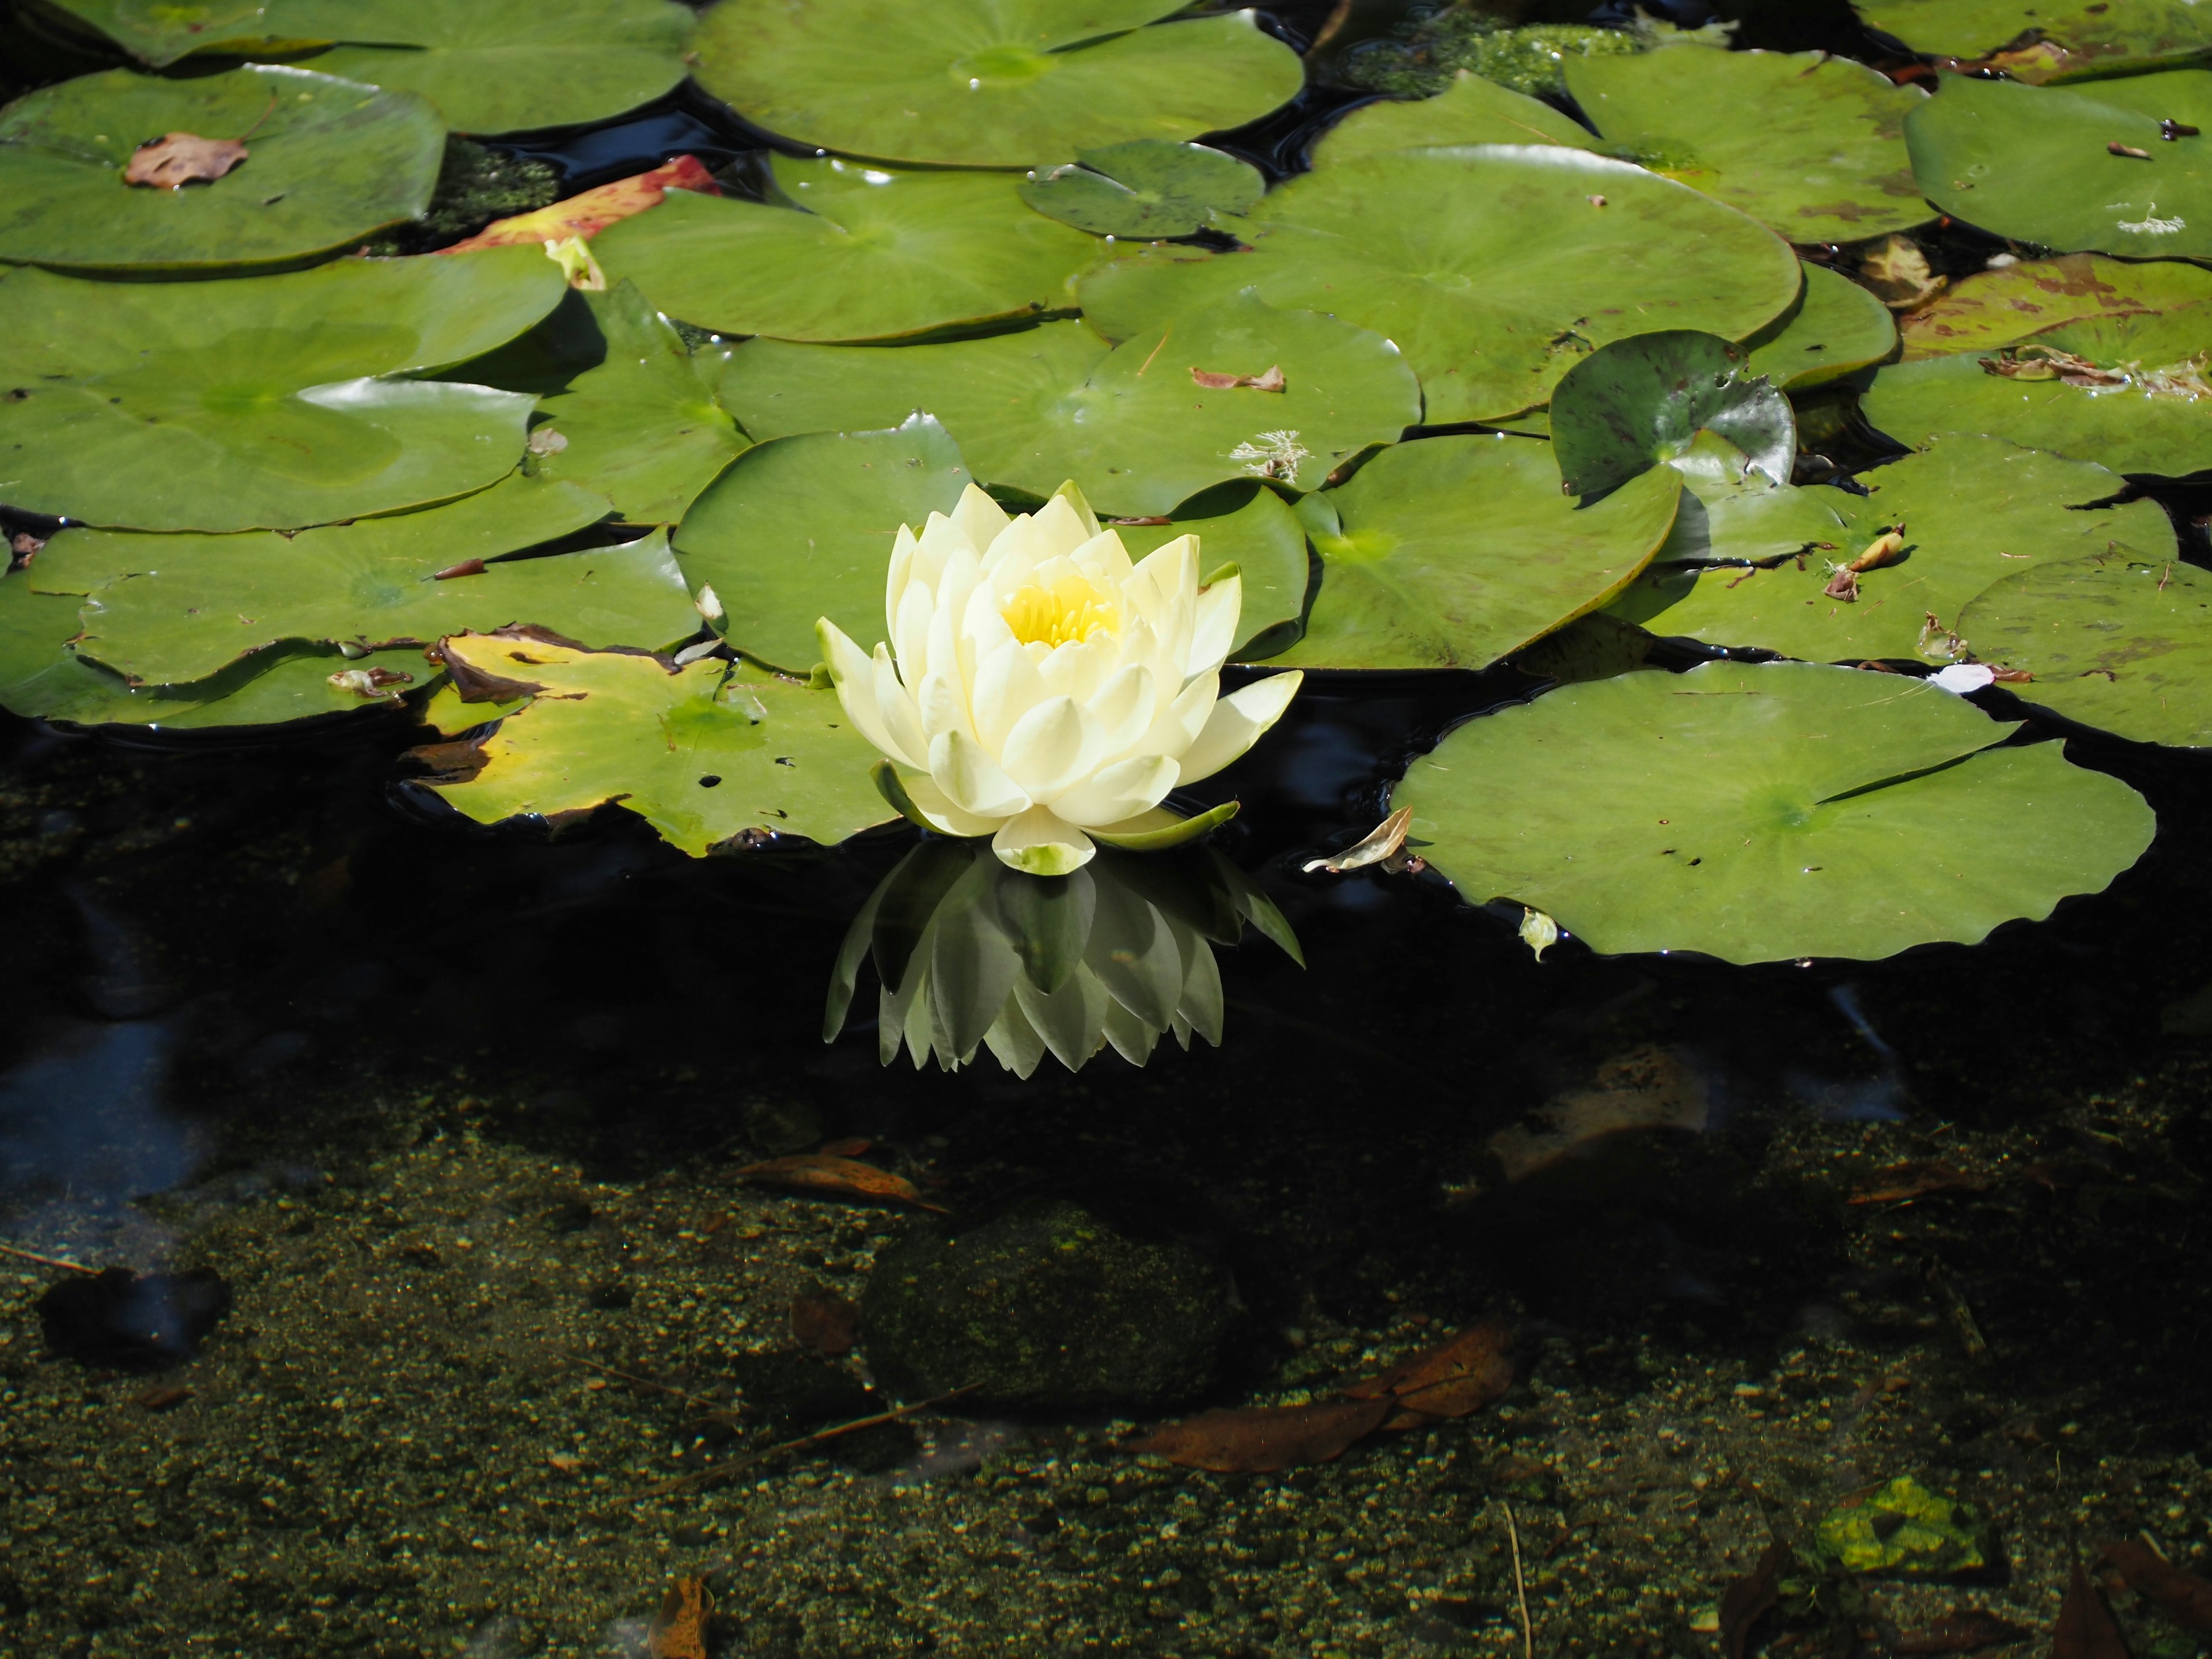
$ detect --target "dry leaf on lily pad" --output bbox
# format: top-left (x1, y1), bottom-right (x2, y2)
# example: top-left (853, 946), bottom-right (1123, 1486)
top-left (1190, 365), bottom-right (1284, 392)
top-left (1127, 1397), bottom-right (1393, 1474)
top-left (646, 1576), bottom-right (712, 1659)
top-left (735, 1154), bottom-right (948, 1213)
top-left (441, 155), bottom-right (721, 253)
top-left (123, 132), bottom-right (249, 188)
top-left (2100, 1540), bottom-right (2212, 1630)
top-left (1344, 1319), bottom-right (1514, 1421)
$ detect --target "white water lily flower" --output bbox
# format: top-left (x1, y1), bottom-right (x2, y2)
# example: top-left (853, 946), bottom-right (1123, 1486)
top-left (816, 482), bottom-right (1303, 875)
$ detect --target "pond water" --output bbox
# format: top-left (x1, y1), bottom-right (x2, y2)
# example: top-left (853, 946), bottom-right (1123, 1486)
top-left (6, 1), bottom-right (2212, 1657)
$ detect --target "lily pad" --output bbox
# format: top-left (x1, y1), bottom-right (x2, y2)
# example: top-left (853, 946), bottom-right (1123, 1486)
top-left (1855, 0), bottom-right (2212, 82)
top-left (1744, 263), bottom-right (1898, 389)
top-left (1116, 483), bottom-right (1309, 658)
top-left (1897, 253), bottom-right (2212, 360)
top-left (36, 487), bottom-right (699, 687)
top-left (1272, 433), bottom-right (1681, 671)
top-left (1565, 47), bottom-right (1930, 245)
top-left (1609, 435), bottom-right (2172, 661)
top-left (594, 156), bottom-right (1099, 343)
top-left (1550, 331), bottom-right (1795, 501)
top-left (524, 283), bottom-right (748, 525)
top-left (673, 416), bottom-right (975, 675)
top-left (1862, 339), bottom-right (2212, 478)
top-left (1653, 465), bottom-right (1854, 567)
top-left (1392, 659), bottom-right (2154, 963)
top-left (0, 65), bottom-right (444, 272)
top-left (1306, 70), bottom-right (1597, 169)
top-left (1075, 146), bottom-right (1802, 425)
top-left (0, 247), bottom-right (565, 532)
top-left (1019, 140), bottom-right (1263, 237)
top-left (426, 635), bottom-right (895, 853)
top-left (1957, 546), bottom-right (2212, 746)
top-left (718, 294), bottom-right (1422, 517)
top-left (1812, 1476), bottom-right (1997, 1577)
top-left (688, 0), bottom-right (1305, 168)
top-left (1905, 70), bottom-right (2212, 259)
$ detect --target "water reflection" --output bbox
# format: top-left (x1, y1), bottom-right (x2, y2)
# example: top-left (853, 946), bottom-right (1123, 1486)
top-left (824, 840), bottom-right (1301, 1077)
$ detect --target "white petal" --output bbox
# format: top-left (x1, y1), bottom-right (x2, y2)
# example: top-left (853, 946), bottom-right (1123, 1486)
top-left (1032, 494), bottom-right (1093, 562)
top-left (930, 728), bottom-right (1030, 820)
top-left (871, 643), bottom-right (927, 768)
top-left (999, 695), bottom-right (1099, 799)
top-left (1053, 752), bottom-right (1178, 828)
top-left (1085, 662), bottom-right (1157, 762)
top-left (816, 619), bottom-right (902, 761)
top-left (991, 805), bottom-right (1095, 875)
top-left (918, 668), bottom-right (976, 745)
top-left (1051, 480), bottom-right (1101, 540)
top-left (1071, 527), bottom-right (1135, 589)
top-left (969, 637), bottom-right (1047, 755)
top-left (885, 522), bottom-right (919, 643)
top-left (899, 768), bottom-right (1002, 838)
top-left (1932, 663), bottom-right (1995, 694)
top-left (1036, 634), bottom-right (1114, 704)
top-left (893, 573), bottom-right (935, 684)
top-left (1176, 670), bottom-right (1304, 784)
top-left (1141, 666), bottom-right (1219, 759)
top-left (1187, 571), bottom-right (1241, 676)
top-left (951, 483), bottom-right (1010, 551)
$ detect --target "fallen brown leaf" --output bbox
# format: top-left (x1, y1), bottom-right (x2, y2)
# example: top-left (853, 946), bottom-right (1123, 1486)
top-left (1190, 364), bottom-right (1285, 392)
top-left (1302, 806), bottom-right (1412, 874)
top-left (134, 1384), bottom-right (191, 1411)
top-left (790, 1289), bottom-right (860, 1355)
top-left (1344, 1319), bottom-right (1513, 1419)
top-left (1720, 1541), bottom-right (1791, 1659)
top-left (1825, 567), bottom-right (1861, 603)
top-left (1990, 667), bottom-right (2035, 684)
top-left (818, 1136), bottom-right (872, 1158)
top-left (2109, 141), bottom-right (2153, 159)
top-left (1847, 1162), bottom-right (1993, 1205)
top-left (2055, 1559), bottom-right (2129, 1659)
top-left (1128, 1397), bottom-right (1392, 1473)
top-left (441, 156), bottom-right (721, 253)
top-left (734, 1154), bottom-right (948, 1213)
top-left (124, 132), bottom-right (249, 189)
top-left (646, 1575), bottom-right (713, 1659)
top-left (2101, 1539), bottom-right (2212, 1631)
top-left (1892, 1609), bottom-right (2036, 1654)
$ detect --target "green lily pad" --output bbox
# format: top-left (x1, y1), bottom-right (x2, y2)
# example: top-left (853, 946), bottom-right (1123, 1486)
top-left (1566, 47), bottom-right (1929, 245)
top-left (1812, 1476), bottom-right (1997, 1577)
top-left (688, 0), bottom-right (1304, 169)
top-left (1856, 0), bottom-right (2212, 81)
top-left (673, 416), bottom-right (975, 675)
top-left (1018, 140), bottom-right (1263, 237)
top-left (37, 490), bottom-right (700, 687)
top-left (31, 0), bottom-right (285, 65)
top-left (1550, 331), bottom-right (1795, 501)
top-left (1075, 146), bottom-right (1802, 425)
top-left (1906, 70), bottom-right (2212, 259)
top-left (523, 283), bottom-right (748, 525)
top-left (1957, 546), bottom-right (2212, 746)
top-left (1745, 263), bottom-right (1898, 389)
top-left (0, 247), bottom-right (565, 532)
top-left (718, 294), bottom-right (1421, 518)
top-left (1653, 467), bottom-right (1854, 567)
top-left (594, 155), bottom-right (1099, 344)
top-left (1609, 435), bottom-right (2172, 661)
top-left (426, 634), bottom-right (895, 853)
top-left (1898, 253), bottom-right (2212, 360)
top-left (1116, 483), bottom-right (1309, 658)
top-left (0, 65), bottom-right (443, 272)
top-left (1271, 433), bottom-right (1681, 671)
top-left (1862, 340), bottom-right (2212, 478)
top-left (1306, 70), bottom-right (1596, 169)
top-left (1392, 659), bottom-right (2154, 963)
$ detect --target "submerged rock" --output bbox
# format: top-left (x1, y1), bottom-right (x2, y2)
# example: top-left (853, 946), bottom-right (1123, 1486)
top-left (36, 1267), bottom-right (232, 1369)
top-left (861, 1198), bottom-right (1233, 1415)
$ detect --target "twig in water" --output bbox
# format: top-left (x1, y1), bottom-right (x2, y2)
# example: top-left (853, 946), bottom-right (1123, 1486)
top-left (575, 1356), bottom-right (722, 1415)
top-left (0, 1240), bottom-right (96, 1275)
top-left (647, 1382), bottom-right (983, 1495)
top-left (1502, 1498), bottom-right (1533, 1659)
top-left (1136, 330), bottom-right (1171, 377)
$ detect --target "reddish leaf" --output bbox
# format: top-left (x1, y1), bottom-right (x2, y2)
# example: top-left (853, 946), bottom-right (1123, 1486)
top-left (440, 155), bottom-right (721, 253)
top-left (790, 1290), bottom-right (859, 1356)
top-left (1128, 1397), bottom-right (1392, 1473)
top-left (1847, 1162), bottom-right (1992, 1205)
top-left (646, 1576), bottom-right (713, 1659)
top-left (819, 1137), bottom-right (873, 1158)
top-left (1190, 363), bottom-right (1285, 392)
top-left (124, 132), bottom-right (248, 188)
top-left (1721, 1541), bottom-right (1791, 1659)
top-left (2101, 1540), bottom-right (2212, 1631)
top-left (1892, 1611), bottom-right (2036, 1653)
top-left (1345, 1319), bottom-right (1514, 1418)
top-left (2055, 1560), bottom-right (2130, 1659)
top-left (735, 1154), bottom-right (947, 1213)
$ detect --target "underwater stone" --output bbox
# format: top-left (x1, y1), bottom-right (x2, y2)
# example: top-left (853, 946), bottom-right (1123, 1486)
top-left (36, 1267), bottom-right (232, 1369)
top-left (1813, 1475), bottom-right (1998, 1577)
top-left (860, 1198), bottom-right (1233, 1415)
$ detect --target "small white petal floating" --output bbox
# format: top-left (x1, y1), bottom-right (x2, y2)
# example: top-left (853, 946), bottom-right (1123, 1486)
top-left (1931, 663), bottom-right (1997, 695)
top-left (818, 482), bottom-right (1302, 874)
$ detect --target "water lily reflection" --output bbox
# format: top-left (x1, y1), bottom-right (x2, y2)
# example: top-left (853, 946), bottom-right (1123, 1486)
top-left (824, 841), bottom-right (1301, 1077)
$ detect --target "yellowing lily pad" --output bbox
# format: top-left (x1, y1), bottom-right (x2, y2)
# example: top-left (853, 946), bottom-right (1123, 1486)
top-left (1075, 145), bottom-right (1801, 425)
top-left (1565, 47), bottom-right (1930, 245)
top-left (0, 65), bottom-right (444, 272)
top-left (426, 635), bottom-right (895, 853)
top-left (688, 0), bottom-right (1304, 168)
top-left (1392, 660), bottom-right (2154, 963)
top-left (0, 248), bottom-right (565, 532)
top-left (594, 155), bottom-right (1100, 343)
top-left (1857, 0), bottom-right (2212, 82)
top-left (1897, 253), bottom-right (2212, 361)
top-left (1274, 433), bottom-right (1681, 671)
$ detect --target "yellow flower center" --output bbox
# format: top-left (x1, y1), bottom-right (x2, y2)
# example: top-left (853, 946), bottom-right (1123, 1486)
top-left (1001, 574), bottom-right (1120, 649)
